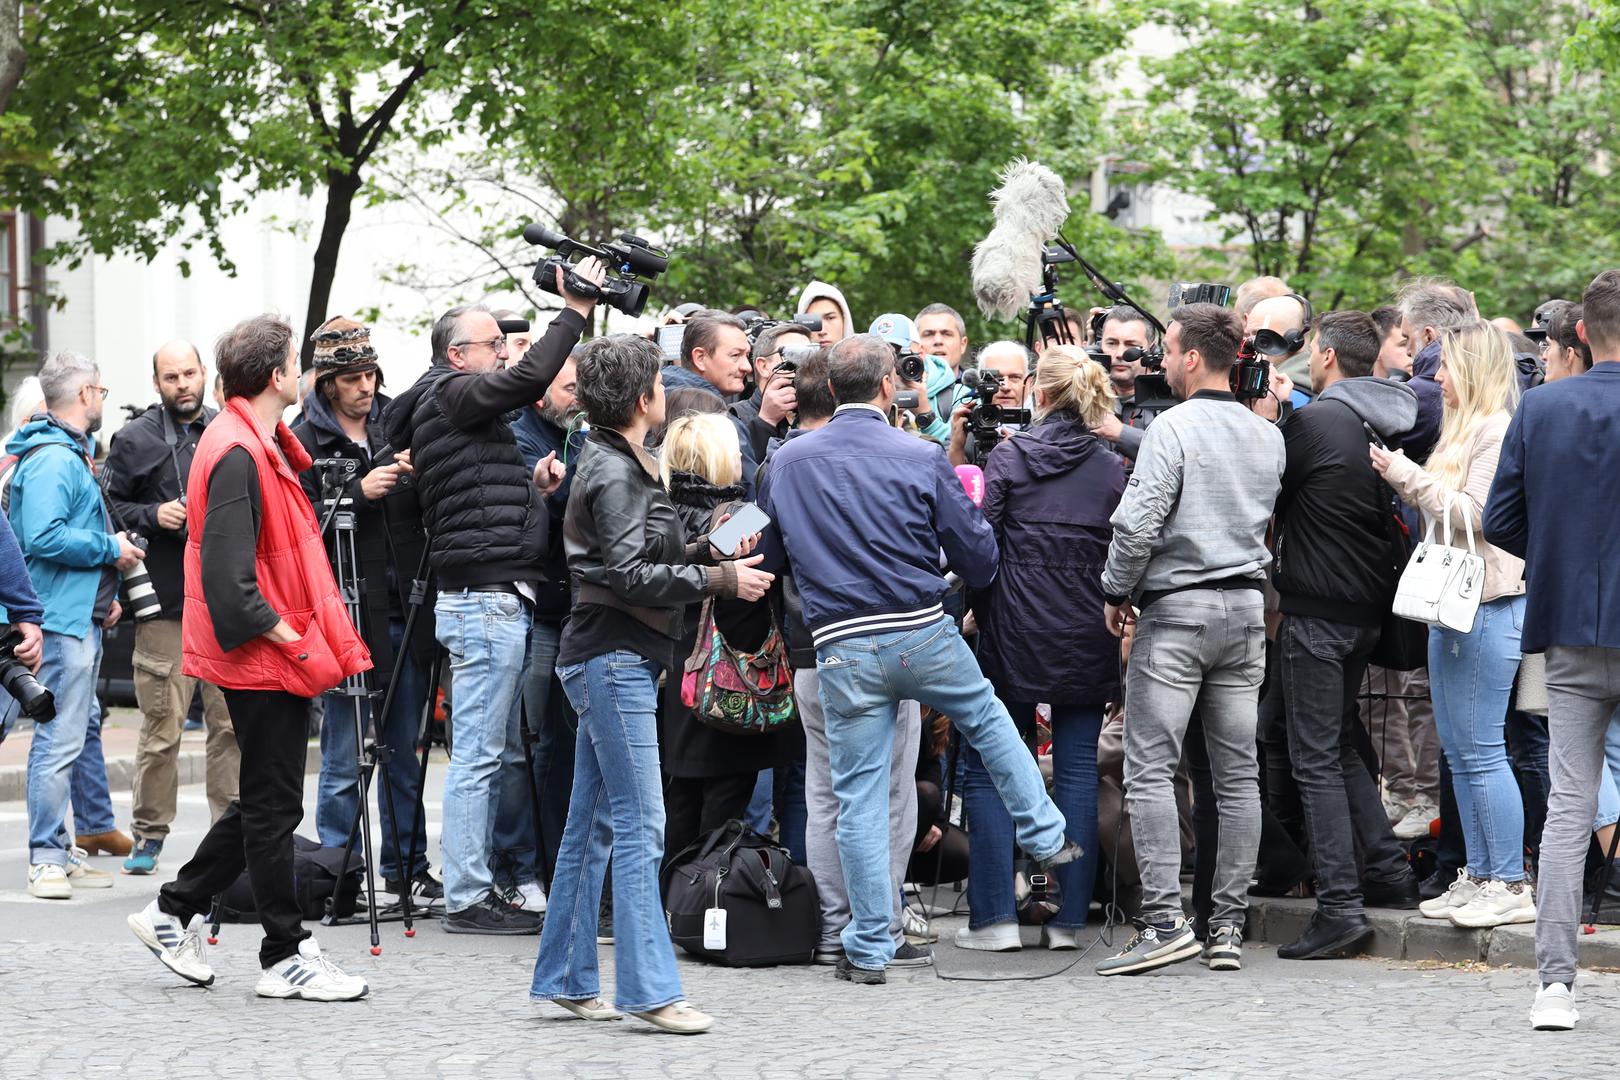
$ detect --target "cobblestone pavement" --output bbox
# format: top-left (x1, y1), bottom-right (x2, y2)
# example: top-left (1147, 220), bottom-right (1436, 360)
top-left (2, 767), bottom-right (1616, 1079)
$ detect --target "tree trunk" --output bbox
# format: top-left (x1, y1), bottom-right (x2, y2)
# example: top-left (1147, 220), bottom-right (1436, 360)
top-left (0, 0), bottom-right (25, 114)
top-left (300, 168), bottom-right (364, 369)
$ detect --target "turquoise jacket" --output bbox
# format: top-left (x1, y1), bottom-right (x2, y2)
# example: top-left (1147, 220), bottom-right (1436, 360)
top-left (915, 355), bottom-right (971, 446)
top-left (3, 416), bottom-right (119, 638)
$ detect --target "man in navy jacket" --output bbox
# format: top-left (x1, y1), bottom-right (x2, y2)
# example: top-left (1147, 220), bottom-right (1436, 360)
top-left (760, 333), bottom-right (1077, 983)
top-left (1484, 268), bottom-right (1620, 1032)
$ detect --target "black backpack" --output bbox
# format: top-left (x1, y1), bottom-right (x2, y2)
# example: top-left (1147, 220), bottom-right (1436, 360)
top-left (660, 820), bottom-right (819, 967)
top-left (217, 835), bottom-right (364, 922)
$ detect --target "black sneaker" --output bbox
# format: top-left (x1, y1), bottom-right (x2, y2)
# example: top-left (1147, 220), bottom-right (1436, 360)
top-left (385, 868), bottom-right (444, 902)
top-left (811, 946), bottom-right (846, 966)
top-left (1199, 925), bottom-right (1243, 970)
top-left (889, 942), bottom-right (934, 968)
top-left (443, 892), bottom-right (542, 935)
top-left (596, 906), bottom-right (614, 945)
top-left (834, 957), bottom-right (885, 985)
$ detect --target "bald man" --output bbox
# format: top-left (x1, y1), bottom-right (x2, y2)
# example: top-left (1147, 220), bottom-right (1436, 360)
top-left (1247, 294), bottom-right (1314, 394)
top-left (103, 340), bottom-right (238, 875)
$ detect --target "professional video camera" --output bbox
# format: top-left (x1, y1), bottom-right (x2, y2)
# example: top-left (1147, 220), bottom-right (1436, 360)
top-left (0, 628), bottom-right (54, 723)
top-left (522, 224), bottom-right (668, 318)
top-left (741, 312), bottom-right (821, 345)
top-left (961, 367), bottom-right (1033, 467)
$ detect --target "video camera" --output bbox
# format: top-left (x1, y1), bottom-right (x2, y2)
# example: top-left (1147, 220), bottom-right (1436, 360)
top-left (741, 312), bottom-right (821, 346)
top-left (0, 628), bottom-right (53, 723)
top-left (522, 224), bottom-right (669, 318)
top-left (961, 367), bottom-right (1033, 467)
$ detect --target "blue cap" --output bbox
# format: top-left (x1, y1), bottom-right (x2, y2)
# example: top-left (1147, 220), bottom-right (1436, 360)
top-left (868, 313), bottom-right (916, 350)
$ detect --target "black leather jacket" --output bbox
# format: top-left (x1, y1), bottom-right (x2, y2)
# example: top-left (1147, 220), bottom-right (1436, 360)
top-left (563, 427), bottom-right (736, 637)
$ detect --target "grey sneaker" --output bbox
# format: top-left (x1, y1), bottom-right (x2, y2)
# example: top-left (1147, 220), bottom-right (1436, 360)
top-left (1096, 918), bottom-right (1200, 976)
top-left (1199, 925), bottom-right (1242, 970)
top-left (889, 942), bottom-right (934, 968)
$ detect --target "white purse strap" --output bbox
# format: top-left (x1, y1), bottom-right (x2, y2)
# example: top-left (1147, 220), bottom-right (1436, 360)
top-left (1440, 494), bottom-right (1479, 558)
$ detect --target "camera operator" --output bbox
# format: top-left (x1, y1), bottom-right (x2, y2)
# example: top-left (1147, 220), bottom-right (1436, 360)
top-left (1272, 311), bottom-right (1423, 960)
top-left (294, 316), bottom-right (440, 905)
top-left (0, 510), bottom-right (45, 698)
top-left (759, 334), bottom-right (1080, 984)
top-left (129, 314), bottom-right (371, 1001)
top-left (1087, 305), bottom-right (1160, 458)
top-left (1247, 293), bottom-right (1314, 408)
top-left (946, 341), bottom-right (1032, 467)
top-left (381, 259), bottom-right (605, 935)
top-left (957, 345), bottom-right (1125, 953)
top-left (103, 339), bottom-right (237, 876)
top-left (913, 303), bottom-right (973, 445)
top-left (12, 350), bottom-right (146, 897)
top-left (730, 322), bottom-right (812, 464)
top-left (1095, 304), bottom-right (1285, 976)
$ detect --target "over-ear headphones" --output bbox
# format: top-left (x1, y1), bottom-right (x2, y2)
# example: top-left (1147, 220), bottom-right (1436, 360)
top-left (1252, 293), bottom-right (1313, 357)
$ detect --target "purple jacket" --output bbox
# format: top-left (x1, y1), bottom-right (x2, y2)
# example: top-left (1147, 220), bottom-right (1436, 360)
top-left (972, 414), bottom-right (1125, 705)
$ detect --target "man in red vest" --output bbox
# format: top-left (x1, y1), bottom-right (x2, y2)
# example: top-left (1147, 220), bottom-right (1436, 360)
top-left (127, 314), bottom-right (373, 1002)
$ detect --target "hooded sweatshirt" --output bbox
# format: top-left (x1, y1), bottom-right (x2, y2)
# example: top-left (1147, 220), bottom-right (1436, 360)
top-left (794, 281), bottom-right (855, 343)
top-left (1274, 376), bottom-right (1419, 626)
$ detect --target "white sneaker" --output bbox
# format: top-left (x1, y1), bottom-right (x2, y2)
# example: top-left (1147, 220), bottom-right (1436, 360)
top-left (65, 846), bottom-right (114, 889)
top-left (902, 904), bottom-right (938, 944)
top-left (1042, 925), bottom-right (1081, 950)
top-left (1451, 880), bottom-right (1536, 928)
top-left (27, 863), bottom-right (71, 900)
top-left (1419, 869), bottom-right (1482, 919)
top-left (1382, 790), bottom-right (1411, 827)
top-left (1393, 801), bottom-right (1438, 841)
top-left (255, 939), bottom-right (369, 1001)
top-left (1530, 983), bottom-right (1578, 1031)
top-left (513, 880), bottom-right (547, 914)
top-left (128, 901), bottom-right (215, 987)
top-left (953, 921), bottom-right (1021, 952)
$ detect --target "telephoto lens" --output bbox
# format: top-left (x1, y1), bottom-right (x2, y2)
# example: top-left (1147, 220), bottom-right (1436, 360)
top-left (120, 532), bottom-right (163, 622)
top-left (0, 630), bottom-right (54, 722)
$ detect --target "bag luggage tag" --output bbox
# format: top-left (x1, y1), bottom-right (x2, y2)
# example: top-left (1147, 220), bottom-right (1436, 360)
top-left (704, 906), bottom-right (728, 950)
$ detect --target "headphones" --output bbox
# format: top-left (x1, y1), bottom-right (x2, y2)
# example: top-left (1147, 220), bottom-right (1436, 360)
top-left (1251, 293), bottom-right (1313, 357)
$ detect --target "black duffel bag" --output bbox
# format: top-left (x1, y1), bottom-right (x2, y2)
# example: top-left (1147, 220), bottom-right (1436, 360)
top-left (661, 820), bottom-right (819, 967)
top-left (217, 835), bottom-right (364, 923)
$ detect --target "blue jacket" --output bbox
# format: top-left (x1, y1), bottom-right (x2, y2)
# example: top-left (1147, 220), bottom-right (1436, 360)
top-left (512, 405), bottom-right (587, 622)
top-left (3, 416), bottom-right (119, 637)
top-left (1402, 340), bottom-right (1444, 461)
top-left (759, 404), bottom-right (997, 648)
top-left (660, 364), bottom-right (759, 495)
top-left (0, 512), bottom-right (43, 627)
top-left (1483, 361), bottom-right (1620, 652)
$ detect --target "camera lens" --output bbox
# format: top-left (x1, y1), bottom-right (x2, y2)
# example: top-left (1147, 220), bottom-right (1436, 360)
top-left (899, 354), bottom-right (925, 382)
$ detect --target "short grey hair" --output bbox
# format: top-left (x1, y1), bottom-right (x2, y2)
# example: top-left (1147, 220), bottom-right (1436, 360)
top-left (915, 302), bottom-right (966, 338)
top-left (1398, 280), bottom-right (1473, 335)
top-left (975, 340), bottom-right (1031, 373)
top-left (431, 303), bottom-right (491, 365)
top-left (39, 351), bottom-right (99, 409)
top-left (827, 334), bottom-right (895, 404)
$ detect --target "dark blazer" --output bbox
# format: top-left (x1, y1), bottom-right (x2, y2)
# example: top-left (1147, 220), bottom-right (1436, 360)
top-left (972, 413), bottom-right (1125, 705)
top-left (1484, 361), bottom-right (1620, 652)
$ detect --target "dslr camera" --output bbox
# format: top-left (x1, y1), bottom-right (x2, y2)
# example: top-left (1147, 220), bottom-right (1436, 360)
top-left (522, 224), bottom-right (669, 318)
top-left (0, 628), bottom-right (53, 724)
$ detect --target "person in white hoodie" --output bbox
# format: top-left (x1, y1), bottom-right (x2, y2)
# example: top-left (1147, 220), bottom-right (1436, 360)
top-left (795, 281), bottom-right (855, 346)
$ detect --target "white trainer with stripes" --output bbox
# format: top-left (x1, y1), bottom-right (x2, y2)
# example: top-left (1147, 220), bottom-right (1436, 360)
top-left (255, 938), bottom-right (369, 1002)
top-left (127, 900), bottom-right (215, 987)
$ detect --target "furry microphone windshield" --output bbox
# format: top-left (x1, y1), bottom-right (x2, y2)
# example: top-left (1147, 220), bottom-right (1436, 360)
top-left (970, 159), bottom-right (1072, 321)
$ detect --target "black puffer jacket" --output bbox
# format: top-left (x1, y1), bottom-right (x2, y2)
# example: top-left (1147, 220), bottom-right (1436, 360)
top-left (382, 309), bottom-right (585, 588)
top-left (660, 470), bottom-right (799, 779)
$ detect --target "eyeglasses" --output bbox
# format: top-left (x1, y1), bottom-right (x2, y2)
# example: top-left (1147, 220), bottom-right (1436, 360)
top-left (453, 337), bottom-right (508, 355)
top-left (85, 385), bottom-right (110, 400)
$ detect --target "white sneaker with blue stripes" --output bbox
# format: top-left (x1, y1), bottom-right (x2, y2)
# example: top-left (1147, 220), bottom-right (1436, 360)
top-left (255, 938), bottom-right (369, 1002)
top-left (128, 900), bottom-right (215, 987)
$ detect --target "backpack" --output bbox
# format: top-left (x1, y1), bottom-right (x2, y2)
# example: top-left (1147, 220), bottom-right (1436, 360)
top-left (216, 835), bottom-right (364, 922)
top-left (660, 820), bottom-right (819, 967)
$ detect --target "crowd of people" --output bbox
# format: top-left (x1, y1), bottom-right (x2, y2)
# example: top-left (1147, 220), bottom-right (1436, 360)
top-left (2, 252), bottom-right (1616, 1035)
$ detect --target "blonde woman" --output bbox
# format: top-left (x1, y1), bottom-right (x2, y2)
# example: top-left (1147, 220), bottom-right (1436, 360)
top-left (657, 413), bottom-right (795, 865)
top-left (958, 344), bottom-right (1125, 952)
top-left (1371, 320), bottom-right (1529, 929)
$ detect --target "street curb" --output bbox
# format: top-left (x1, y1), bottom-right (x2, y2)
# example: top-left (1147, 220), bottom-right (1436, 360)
top-left (0, 743), bottom-right (322, 804)
top-left (1244, 894), bottom-right (1620, 970)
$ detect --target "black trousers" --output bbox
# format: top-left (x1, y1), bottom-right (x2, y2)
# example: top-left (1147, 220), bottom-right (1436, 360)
top-left (662, 772), bottom-right (758, 869)
top-left (160, 689), bottom-right (312, 969)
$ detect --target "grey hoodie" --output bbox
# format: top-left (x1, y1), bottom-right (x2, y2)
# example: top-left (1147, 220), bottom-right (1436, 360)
top-left (794, 281), bottom-right (855, 343)
top-left (1315, 375), bottom-right (1418, 442)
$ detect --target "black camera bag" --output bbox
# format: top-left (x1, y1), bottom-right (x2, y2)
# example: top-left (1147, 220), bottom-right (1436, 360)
top-left (217, 834), bottom-right (363, 922)
top-left (661, 820), bottom-right (819, 967)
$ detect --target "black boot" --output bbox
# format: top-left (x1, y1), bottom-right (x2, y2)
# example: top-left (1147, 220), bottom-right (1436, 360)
top-left (1278, 911), bottom-right (1374, 960)
top-left (1582, 860), bottom-right (1620, 925)
top-left (1361, 871), bottom-right (1421, 910)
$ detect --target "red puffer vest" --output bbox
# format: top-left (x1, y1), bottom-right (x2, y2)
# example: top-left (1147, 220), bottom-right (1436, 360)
top-left (181, 397), bottom-right (371, 696)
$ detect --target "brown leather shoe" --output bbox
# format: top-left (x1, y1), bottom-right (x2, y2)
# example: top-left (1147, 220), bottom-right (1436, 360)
top-left (75, 830), bottom-right (134, 857)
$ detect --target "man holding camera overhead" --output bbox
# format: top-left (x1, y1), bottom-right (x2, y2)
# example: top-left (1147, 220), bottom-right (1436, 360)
top-left (382, 259), bottom-right (604, 935)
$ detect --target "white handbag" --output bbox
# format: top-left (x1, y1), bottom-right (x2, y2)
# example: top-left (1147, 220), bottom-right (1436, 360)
top-left (1392, 496), bottom-right (1486, 633)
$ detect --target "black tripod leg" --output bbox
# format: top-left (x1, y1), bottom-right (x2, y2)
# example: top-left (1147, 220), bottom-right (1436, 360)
top-left (405, 652), bottom-right (442, 920)
top-left (377, 740), bottom-right (413, 935)
top-left (1586, 816), bottom-right (1620, 931)
top-left (518, 698), bottom-right (545, 892)
top-left (206, 893), bottom-right (222, 945)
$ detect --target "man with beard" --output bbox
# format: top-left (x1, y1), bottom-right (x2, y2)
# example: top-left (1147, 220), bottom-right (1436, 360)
top-left (105, 340), bottom-right (239, 875)
top-left (295, 316), bottom-right (440, 903)
top-left (10, 350), bottom-right (146, 897)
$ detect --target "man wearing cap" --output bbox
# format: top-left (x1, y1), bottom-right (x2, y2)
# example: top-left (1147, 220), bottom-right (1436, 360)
top-left (294, 316), bottom-right (441, 904)
top-left (867, 313), bottom-right (944, 443)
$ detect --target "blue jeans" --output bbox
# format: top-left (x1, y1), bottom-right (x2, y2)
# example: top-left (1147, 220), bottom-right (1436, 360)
top-left (965, 700), bottom-right (1103, 931)
top-left (1589, 711), bottom-right (1620, 829)
top-left (316, 620), bottom-right (429, 881)
top-left (492, 617), bottom-right (563, 888)
top-left (532, 651), bottom-right (684, 1012)
top-left (28, 628), bottom-right (108, 864)
top-left (776, 757), bottom-right (808, 865)
top-left (744, 769), bottom-right (774, 833)
top-left (1429, 595), bottom-right (1526, 881)
top-left (435, 590), bottom-right (532, 912)
top-left (815, 617), bottom-right (1066, 970)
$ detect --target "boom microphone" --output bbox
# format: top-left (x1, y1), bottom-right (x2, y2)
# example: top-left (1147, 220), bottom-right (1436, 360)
top-left (970, 159), bottom-right (1072, 321)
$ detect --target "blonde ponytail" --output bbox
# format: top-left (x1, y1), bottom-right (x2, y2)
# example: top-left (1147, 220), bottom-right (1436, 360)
top-left (1033, 343), bottom-right (1116, 427)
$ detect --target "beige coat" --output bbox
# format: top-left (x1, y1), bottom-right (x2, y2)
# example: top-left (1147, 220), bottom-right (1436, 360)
top-left (1381, 411), bottom-right (1525, 603)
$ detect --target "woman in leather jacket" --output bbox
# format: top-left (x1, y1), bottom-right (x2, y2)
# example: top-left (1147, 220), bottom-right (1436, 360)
top-left (530, 336), bottom-right (772, 1036)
